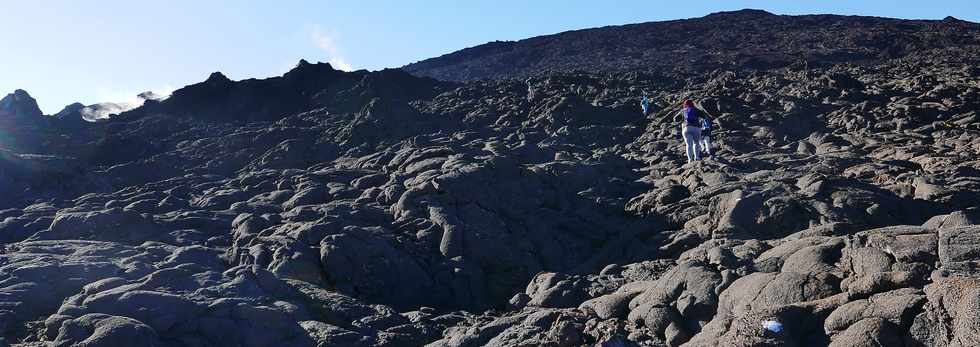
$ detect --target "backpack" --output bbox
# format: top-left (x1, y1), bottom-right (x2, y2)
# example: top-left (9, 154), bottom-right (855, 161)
top-left (701, 117), bottom-right (711, 131)
top-left (684, 108), bottom-right (699, 127)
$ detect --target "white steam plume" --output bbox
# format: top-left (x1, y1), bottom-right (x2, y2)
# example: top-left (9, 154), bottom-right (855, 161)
top-left (81, 87), bottom-right (173, 121)
top-left (311, 25), bottom-right (354, 71)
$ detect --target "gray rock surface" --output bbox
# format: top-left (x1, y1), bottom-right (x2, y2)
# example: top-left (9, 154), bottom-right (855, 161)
top-left (0, 10), bottom-right (979, 347)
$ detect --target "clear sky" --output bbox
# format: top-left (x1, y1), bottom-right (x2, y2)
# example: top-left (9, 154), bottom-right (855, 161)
top-left (3, 0), bottom-right (978, 114)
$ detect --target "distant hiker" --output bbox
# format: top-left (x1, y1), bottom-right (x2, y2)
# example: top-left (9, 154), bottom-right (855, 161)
top-left (798, 52), bottom-right (809, 80)
top-left (700, 114), bottom-right (716, 159)
top-left (526, 78), bottom-right (535, 101)
top-left (680, 99), bottom-right (703, 163)
top-left (640, 96), bottom-right (651, 116)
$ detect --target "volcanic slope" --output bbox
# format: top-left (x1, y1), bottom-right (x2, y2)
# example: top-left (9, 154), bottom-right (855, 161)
top-left (0, 11), bottom-right (979, 347)
top-left (403, 9), bottom-right (980, 81)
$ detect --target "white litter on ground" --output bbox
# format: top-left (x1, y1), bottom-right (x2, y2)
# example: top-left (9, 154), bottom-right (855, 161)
top-left (762, 320), bottom-right (783, 333)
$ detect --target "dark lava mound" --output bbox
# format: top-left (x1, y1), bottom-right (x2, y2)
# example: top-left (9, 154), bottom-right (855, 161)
top-left (1, 10), bottom-right (979, 347)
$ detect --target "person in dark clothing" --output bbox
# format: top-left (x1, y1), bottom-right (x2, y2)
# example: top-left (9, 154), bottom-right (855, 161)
top-left (680, 100), bottom-right (702, 163)
top-left (700, 114), bottom-right (716, 160)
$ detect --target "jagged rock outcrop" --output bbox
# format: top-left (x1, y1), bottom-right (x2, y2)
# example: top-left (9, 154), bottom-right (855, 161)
top-left (0, 89), bottom-right (43, 119)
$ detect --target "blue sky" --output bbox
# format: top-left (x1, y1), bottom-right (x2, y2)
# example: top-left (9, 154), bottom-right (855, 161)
top-left (3, 0), bottom-right (978, 114)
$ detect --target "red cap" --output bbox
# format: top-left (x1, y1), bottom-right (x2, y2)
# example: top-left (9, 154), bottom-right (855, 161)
top-left (683, 100), bottom-right (694, 107)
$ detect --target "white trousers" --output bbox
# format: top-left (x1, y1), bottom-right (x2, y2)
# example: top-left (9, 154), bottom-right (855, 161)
top-left (701, 135), bottom-right (712, 156)
top-left (683, 125), bottom-right (702, 162)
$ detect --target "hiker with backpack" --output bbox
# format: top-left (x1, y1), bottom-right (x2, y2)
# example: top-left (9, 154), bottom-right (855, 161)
top-left (640, 96), bottom-right (651, 116)
top-left (526, 78), bottom-right (535, 101)
top-left (680, 99), bottom-right (703, 163)
top-left (700, 114), bottom-right (716, 160)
